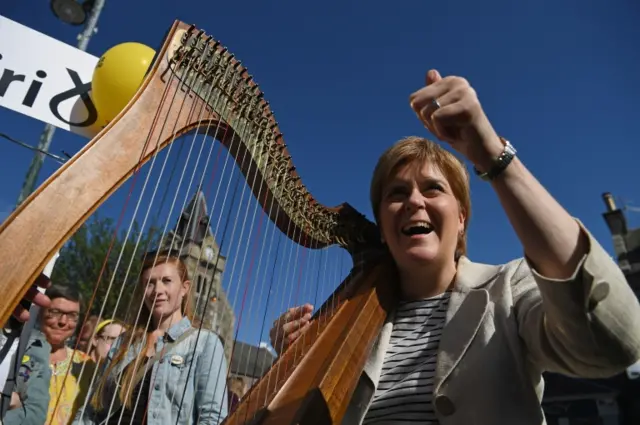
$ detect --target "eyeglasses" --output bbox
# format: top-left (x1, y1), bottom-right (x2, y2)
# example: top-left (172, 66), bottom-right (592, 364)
top-left (97, 335), bottom-right (118, 343)
top-left (44, 309), bottom-right (80, 322)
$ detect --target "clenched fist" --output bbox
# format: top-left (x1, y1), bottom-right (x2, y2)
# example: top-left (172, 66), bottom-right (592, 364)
top-left (410, 69), bottom-right (505, 173)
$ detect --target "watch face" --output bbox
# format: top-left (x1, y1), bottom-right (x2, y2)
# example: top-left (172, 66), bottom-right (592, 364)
top-left (205, 247), bottom-right (214, 261)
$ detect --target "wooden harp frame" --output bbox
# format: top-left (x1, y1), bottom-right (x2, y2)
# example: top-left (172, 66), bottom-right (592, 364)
top-left (0, 21), bottom-right (397, 425)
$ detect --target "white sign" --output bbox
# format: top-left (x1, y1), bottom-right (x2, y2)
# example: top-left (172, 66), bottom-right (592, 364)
top-left (0, 15), bottom-right (99, 138)
top-left (42, 251), bottom-right (60, 279)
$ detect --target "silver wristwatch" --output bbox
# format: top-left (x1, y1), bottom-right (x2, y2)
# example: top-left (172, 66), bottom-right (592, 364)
top-left (473, 138), bottom-right (517, 181)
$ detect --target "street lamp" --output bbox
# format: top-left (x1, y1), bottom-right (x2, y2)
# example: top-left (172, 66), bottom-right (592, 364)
top-left (50, 0), bottom-right (95, 26)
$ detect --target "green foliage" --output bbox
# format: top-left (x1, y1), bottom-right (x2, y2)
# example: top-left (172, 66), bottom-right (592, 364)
top-left (51, 213), bottom-right (160, 320)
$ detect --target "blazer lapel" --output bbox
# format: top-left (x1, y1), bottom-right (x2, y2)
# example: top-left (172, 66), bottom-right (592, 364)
top-left (433, 257), bottom-right (502, 394)
top-left (361, 257), bottom-right (502, 393)
top-left (362, 313), bottom-right (394, 388)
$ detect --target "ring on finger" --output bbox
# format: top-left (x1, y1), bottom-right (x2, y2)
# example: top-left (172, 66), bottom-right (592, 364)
top-left (431, 98), bottom-right (442, 110)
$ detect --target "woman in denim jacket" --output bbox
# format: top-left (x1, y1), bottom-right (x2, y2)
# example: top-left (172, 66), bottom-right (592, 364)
top-left (74, 253), bottom-right (228, 425)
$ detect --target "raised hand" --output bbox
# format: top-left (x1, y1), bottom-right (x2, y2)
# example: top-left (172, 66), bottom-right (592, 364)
top-left (409, 69), bottom-right (504, 172)
top-left (269, 304), bottom-right (314, 356)
top-left (12, 273), bottom-right (51, 322)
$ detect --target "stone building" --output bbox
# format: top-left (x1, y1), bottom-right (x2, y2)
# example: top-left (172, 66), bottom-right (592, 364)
top-left (228, 341), bottom-right (276, 397)
top-left (160, 190), bottom-right (279, 395)
top-left (161, 190), bottom-right (235, 363)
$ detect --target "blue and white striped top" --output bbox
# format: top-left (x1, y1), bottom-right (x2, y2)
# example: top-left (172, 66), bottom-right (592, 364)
top-left (363, 291), bottom-right (451, 424)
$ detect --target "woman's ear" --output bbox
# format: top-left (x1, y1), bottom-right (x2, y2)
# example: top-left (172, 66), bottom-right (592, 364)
top-left (458, 210), bottom-right (466, 236)
top-left (181, 279), bottom-right (191, 298)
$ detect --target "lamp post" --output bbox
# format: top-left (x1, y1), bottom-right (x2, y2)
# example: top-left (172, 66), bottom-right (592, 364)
top-left (16, 0), bottom-right (106, 206)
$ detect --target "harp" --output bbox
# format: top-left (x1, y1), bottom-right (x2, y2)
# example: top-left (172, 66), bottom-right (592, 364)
top-left (0, 21), bottom-right (397, 425)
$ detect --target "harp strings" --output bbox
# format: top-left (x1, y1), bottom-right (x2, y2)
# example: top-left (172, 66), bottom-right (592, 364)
top-left (71, 41), bottom-right (205, 422)
top-left (113, 43), bottom-right (288, 422)
top-left (47, 38), bottom-right (199, 423)
top-left (48, 29), bottom-right (353, 425)
top-left (69, 40), bottom-right (214, 421)
top-left (131, 41), bottom-right (244, 422)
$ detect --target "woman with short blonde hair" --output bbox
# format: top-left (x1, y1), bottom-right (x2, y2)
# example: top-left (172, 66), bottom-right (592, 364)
top-left (270, 69), bottom-right (640, 424)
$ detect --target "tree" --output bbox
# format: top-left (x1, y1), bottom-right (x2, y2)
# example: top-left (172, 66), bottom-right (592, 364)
top-left (51, 213), bottom-right (161, 321)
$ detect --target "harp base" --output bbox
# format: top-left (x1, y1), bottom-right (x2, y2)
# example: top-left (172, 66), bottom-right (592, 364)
top-left (246, 388), bottom-right (333, 425)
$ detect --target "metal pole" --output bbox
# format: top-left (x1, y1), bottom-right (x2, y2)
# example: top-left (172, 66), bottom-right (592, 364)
top-left (16, 0), bottom-right (106, 205)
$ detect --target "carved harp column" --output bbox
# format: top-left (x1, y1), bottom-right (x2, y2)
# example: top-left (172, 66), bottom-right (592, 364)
top-left (0, 21), bottom-right (397, 425)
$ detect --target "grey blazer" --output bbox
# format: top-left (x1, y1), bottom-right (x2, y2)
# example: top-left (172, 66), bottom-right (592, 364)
top-left (342, 223), bottom-right (640, 425)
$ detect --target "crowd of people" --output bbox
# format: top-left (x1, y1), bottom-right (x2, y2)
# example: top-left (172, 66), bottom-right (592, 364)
top-left (1, 69), bottom-right (639, 425)
top-left (0, 254), bottom-right (239, 425)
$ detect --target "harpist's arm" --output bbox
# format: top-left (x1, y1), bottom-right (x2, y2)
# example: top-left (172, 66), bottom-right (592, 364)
top-left (487, 155), bottom-right (588, 279)
top-left (488, 145), bottom-right (640, 374)
top-left (510, 227), bottom-right (640, 377)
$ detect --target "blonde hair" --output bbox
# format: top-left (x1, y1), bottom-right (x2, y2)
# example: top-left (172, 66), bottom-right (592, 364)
top-left (88, 319), bottom-right (125, 358)
top-left (370, 136), bottom-right (471, 256)
top-left (94, 254), bottom-right (193, 410)
top-left (95, 319), bottom-right (123, 336)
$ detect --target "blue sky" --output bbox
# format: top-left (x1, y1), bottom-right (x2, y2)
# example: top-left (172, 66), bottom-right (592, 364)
top-left (1, 1), bottom-right (640, 344)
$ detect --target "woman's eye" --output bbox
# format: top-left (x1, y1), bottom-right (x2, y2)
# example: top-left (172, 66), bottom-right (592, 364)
top-left (424, 183), bottom-right (444, 193)
top-left (386, 187), bottom-right (406, 198)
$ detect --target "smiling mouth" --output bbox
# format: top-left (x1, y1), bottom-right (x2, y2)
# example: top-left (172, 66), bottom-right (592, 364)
top-left (401, 222), bottom-right (434, 236)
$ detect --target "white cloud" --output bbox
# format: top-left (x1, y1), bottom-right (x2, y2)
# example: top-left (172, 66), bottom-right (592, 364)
top-left (259, 341), bottom-right (275, 354)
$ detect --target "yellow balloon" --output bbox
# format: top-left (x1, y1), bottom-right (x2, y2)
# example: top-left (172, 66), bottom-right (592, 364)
top-left (91, 42), bottom-right (155, 125)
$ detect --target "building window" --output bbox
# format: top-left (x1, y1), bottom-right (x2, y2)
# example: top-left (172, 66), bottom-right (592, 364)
top-left (196, 275), bottom-right (204, 294)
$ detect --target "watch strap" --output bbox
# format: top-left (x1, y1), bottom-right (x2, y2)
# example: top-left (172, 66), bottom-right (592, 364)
top-left (473, 138), bottom-right (517, 181)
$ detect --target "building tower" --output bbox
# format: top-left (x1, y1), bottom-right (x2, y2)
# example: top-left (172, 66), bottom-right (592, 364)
top-left (602, 193), bottom-right (640, 294)
top-left (601, 193), bottom-right (640, 425)
top-left (161, 190), bottom-right (235, 363)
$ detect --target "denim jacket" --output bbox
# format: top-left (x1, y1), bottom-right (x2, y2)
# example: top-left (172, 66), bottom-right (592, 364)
top-left (73, 317), bottom-right (228, 425)
top-left (3, 330), bottom-right (51, 425)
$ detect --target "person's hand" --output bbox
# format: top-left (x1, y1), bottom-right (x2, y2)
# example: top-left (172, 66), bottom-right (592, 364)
top-left (9, 392), bottom-right (22, 409)
top-left (269, 304), bottom-right (314, 355)
top-left (409, 69), bottom-right (505, 172)
top-left (12, 273), bottom-right (51, 322)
